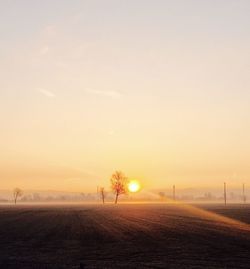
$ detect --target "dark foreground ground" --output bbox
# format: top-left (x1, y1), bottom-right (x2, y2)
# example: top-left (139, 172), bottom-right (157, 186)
top-left (0, 203), bottom-right (250, 269)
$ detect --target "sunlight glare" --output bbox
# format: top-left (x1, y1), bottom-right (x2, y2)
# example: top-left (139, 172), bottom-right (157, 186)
top-left (128, 181), bottom-right (141, 193)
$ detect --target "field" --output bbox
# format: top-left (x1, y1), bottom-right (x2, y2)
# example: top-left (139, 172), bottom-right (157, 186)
top-left (0, 203), bottom-right (250, 268)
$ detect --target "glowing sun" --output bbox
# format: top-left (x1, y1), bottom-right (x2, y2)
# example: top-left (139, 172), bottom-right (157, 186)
top-left (128, 181), bottom-right (141, 193)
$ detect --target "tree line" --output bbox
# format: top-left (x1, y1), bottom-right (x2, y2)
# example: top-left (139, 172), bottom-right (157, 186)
top-left (12, 170), bottom-right (129, 205)
top-left (11, 172), bottom-right (248, 205)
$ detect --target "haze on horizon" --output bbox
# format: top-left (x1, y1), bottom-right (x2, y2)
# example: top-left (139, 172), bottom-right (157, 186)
top-left (1, 0), bottom-right (250, 192)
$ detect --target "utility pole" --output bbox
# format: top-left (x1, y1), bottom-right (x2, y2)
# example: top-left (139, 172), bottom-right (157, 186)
top-left (243, 183), bottom-right (246, 204)
top-left (224, 182), bottom-right (227, 206)
top-left (173, 185), bottom-right (176, 201)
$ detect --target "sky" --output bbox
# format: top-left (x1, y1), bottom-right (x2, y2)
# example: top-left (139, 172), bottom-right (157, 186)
top-left (1, 0), bottom-right (250, 192)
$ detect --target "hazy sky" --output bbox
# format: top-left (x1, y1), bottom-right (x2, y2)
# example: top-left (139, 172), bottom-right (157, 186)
top-left (1, 0), bottom-right (250, 191)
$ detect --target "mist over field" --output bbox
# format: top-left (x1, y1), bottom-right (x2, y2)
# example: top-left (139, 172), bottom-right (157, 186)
top-left (0, 187), bottom-right (248, 203)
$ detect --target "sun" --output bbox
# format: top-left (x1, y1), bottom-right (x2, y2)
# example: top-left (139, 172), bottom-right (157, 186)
top-left (128, 181), bottom-right (141, 193)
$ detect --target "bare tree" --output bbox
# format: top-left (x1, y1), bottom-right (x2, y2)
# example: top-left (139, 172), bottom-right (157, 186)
top-left (13, 188), bottom-right (23, 205)
top-left (110, 171), bottom-right (128, 204)
top-left (100, 187), bottom-right (105, 204)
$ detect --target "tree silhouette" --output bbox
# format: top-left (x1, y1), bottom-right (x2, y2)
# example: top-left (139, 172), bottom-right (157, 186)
top-left (99, 187), bottom-right (105, 204)
top-left (13, 188), bottom-right (23, 205)
top-left (110, 171), bottom-right (128, 204)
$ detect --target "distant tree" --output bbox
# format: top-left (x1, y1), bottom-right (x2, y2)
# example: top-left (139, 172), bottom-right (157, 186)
top-left (100, 187), bottom-right (105, 204)
top-left (159, 192), bottom-right (165, 200)
top-left (110, 171), bottom-right (128, 204)
top-left (13, 188), bottom-right (23, 205)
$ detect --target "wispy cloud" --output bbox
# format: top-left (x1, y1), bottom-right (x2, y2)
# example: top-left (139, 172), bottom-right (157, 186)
top-left (39, 46), bottom-right (49, 55)
top-left (37, 88), bottom-right (55, 98)
top-left (85, 88), bottom-right (122, 99)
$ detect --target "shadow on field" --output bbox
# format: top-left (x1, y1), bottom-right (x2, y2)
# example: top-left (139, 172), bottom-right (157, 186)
top-left (0, 204), bottom-right (250, 268)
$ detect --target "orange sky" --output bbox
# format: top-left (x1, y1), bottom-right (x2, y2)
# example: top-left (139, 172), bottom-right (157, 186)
top-left (1, 1), bottom-right (250, 191)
